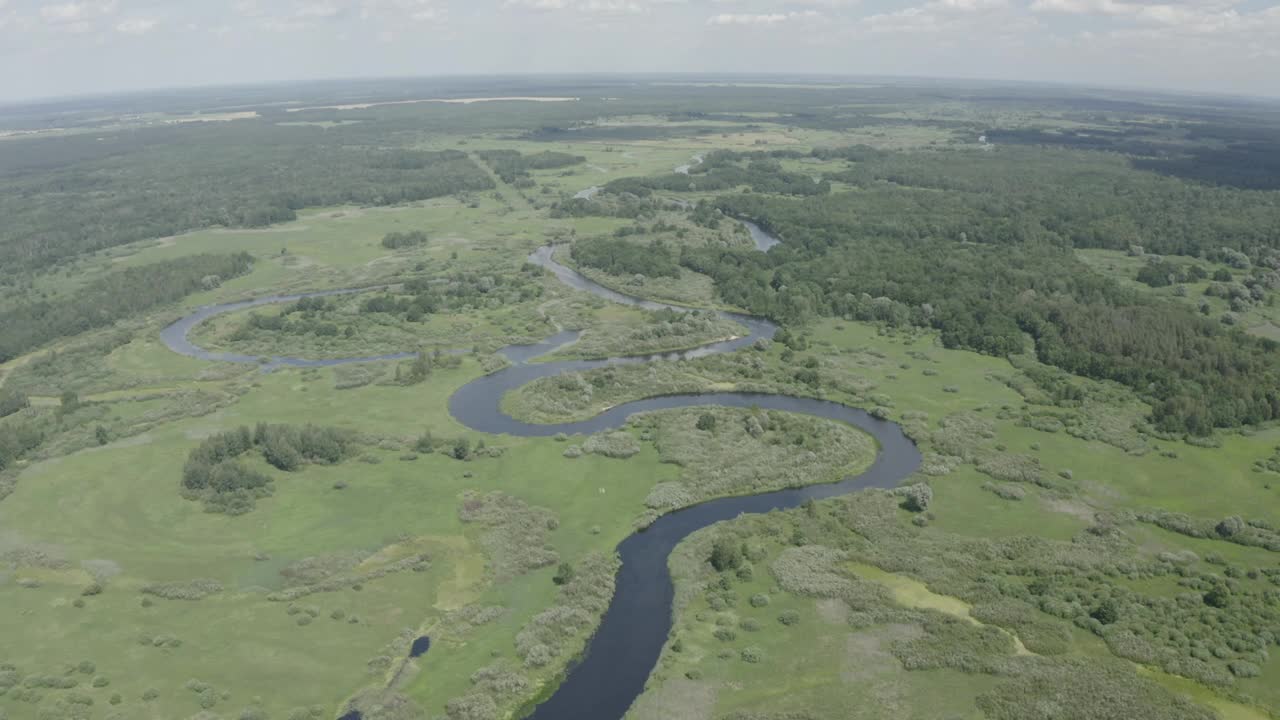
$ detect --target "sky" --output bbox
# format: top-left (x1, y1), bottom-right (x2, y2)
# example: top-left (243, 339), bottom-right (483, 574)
top-left (0, 0), bottom-right (1277, 102)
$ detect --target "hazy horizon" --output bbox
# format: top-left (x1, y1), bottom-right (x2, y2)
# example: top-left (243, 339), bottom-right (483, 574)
top-left (1, 0), bottom-right (1277, 103)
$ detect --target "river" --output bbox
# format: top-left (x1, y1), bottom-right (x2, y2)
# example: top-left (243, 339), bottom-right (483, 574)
top-left (160, 224), bottom-right (921, 720)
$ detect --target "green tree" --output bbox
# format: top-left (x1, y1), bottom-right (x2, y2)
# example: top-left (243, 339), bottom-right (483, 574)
top-left (709, 538), bottom-right (742, 572)
top-left (552, 562), bottom-right (575, 586)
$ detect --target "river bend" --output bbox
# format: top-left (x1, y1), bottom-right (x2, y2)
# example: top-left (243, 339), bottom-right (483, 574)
top-left (159, 224), bottom-right (921, 720)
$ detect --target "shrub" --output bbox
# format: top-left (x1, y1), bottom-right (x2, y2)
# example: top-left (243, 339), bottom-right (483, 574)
top-left (749, 593), bottom-right (770, 608)
top-left (900, 483), bottom-right (932, 512)
top-left (1091, 600), bottom-right (1120, 625)
top-left (771, 545), bottom-right (850, 598)
top-left (141, 579), bottom-right (223, 601)
top-left (976, 453), bottom-right (1043, 485)
top-left (713, 628), bottom-right (737, 642)
top-left (740, 646), bottom-right (764, 663)
top-left (583, 431), bottom-right (640, 459)
top-left (709, 539), bottom-right (743, 572)
top-left (977, 658), bottom-right (1217, 720)
top-left (552, 562), bottom-right (575, 586)
top-left (1215, 516), bottom-right (1245, 538)
top-left (778, 609), bottom-right (801, 626)
top-left (382, 230), bottom-right (428, 249)
top-left (981, 482), bottom-right (1026, 501)
top-left (1228, 660), bottom-right (1261, 678)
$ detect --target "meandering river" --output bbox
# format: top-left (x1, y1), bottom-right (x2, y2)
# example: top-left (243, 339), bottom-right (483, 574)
top-left (160, 222), bottom-right (921, 720)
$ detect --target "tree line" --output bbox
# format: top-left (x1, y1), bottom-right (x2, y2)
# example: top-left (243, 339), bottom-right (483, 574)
top-left (0, 122), bottom-right (494, 277)
top-left (681, 167), bottom-right (1280, 434)
top-left (477, 149), bottom-right (585, 186)
top-left (603, 149), bottom-right (829, 198)
top-left (570, 236), bottom-right (682, 278)
top-left (0, 252), bottom-right (255, 363)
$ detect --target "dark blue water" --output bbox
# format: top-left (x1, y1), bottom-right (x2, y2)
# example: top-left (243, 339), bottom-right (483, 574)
top-left (409, 636), bottom-right (431, 658)
top-left (162, 227), bottom-right (921, 720)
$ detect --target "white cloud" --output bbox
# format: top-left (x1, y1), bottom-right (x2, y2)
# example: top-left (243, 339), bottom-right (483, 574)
top-left (580, 0), bottom-right (645, 13)
top-left (503, 0), bottom-right (571, 8)
top-left (929, 0), bottom-right (1007, 11)
top-left (1031, 0), bottom-right (1277, 39)
top-left (786, 0), bottom-right (860, 6)
top-left (234, 0), bottom-right (267, 18)
top-left (295, 2), bottom-right (344, 18)
top-left (361, 0), bottom-right (445, 22)
top-left (707, 10), bottom-right (819, 24)
top-left (503, 0), bottom-right (682, 11)
top-left (360, 0), bottom-right (445, 20)
top-left (116, 17), bottom-right (158, 34)
top-left (40, 0), bottom-right (118, 25)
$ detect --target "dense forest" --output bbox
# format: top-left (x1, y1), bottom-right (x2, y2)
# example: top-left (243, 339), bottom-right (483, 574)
top-left (0, 252), bottom-right (254, 363)
top-left (684, 178), bottom-right (1280, 434)
top-left (987, 121), bottom-right (1280, 191)
top-left (0, 126), bottom-right (492, 275)
top-left (604, 149), bottom-right (830, 197)
top-left (476, 149), bottom-right (585, 186)
top-left (541, 141), bottom-right (1280, 435)
top-left (819, 145), bottom-right (1280, 255)
top-left (570, 236), bottom-right (682, 278)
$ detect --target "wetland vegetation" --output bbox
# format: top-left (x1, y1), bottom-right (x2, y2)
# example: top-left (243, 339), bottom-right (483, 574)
top-left (2, 76), bottom-right (1280, 720)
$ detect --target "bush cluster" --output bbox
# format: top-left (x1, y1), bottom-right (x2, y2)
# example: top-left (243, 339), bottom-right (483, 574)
top-left (181, 423), bottom-right (355, 514)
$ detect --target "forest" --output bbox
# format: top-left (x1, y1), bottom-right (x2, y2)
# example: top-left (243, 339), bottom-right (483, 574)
top-left (0, 124), bottom-right (493, 277)
top-left (538, 141), bottom-right (1280, 436)
top-left (604, 149), bottom-right (830, 197)
top-left (0, 252), bottom-right (255, 363)
top-left (691, 181), bottom-right (1280, 434)
top-left (570, 236), bottom-right (683, 279)
top-left (476, 149), bottom-right (585, 186)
